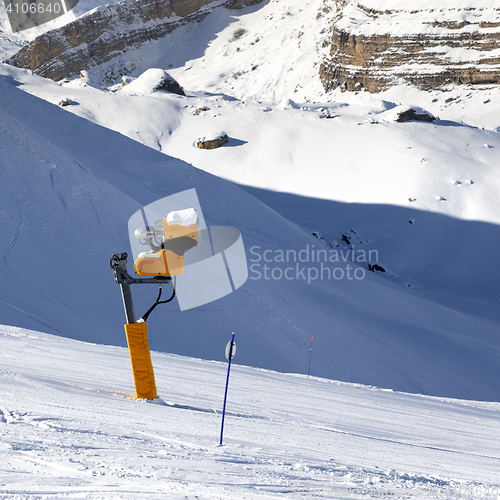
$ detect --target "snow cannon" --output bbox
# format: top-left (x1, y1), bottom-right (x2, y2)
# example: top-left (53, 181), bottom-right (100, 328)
top-left (133, 208), bottom-right (198, 277)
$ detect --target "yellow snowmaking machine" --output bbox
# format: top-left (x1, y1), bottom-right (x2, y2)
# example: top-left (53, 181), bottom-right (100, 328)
top-left (110, 208), bottom-right (198, 400)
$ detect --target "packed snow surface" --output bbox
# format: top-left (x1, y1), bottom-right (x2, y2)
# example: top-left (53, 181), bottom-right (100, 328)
top-left (1, 0), bottom-right (500, 403)
top-left (1, 325), bottom-right (499, 498)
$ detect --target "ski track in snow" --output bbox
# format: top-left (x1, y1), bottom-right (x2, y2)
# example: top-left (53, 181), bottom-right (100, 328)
top-left (1, 200), bottom-right (22, 273)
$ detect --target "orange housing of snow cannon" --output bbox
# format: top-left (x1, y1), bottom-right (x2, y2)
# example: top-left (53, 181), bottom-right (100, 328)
top-left (133, 217), bottom-right (198, 277)
top-left (162, 217), bottom-right (197, 246)
top-left (133, 249), bottom-right (185, 276)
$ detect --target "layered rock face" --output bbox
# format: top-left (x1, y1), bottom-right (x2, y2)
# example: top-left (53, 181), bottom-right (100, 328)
top-left (5, 0), bottom-right (262, 82)
top-left (320, 0), bottom-right (500, 92)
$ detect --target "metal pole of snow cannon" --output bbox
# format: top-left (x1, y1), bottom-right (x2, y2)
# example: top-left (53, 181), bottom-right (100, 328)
top-left (220, 333), bottom-right (236, 446)
top-left (113, 254), bottom-right (136, 324)
top-left (307, 335), bottom-right (314, 378)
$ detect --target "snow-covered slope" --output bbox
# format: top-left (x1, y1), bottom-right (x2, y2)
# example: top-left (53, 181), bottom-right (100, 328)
top-left (1, 65), bottom-right (500, 402)
top-left (1, 325), bottom-right (500, 497)
top-left (5, 64), bottom-right (500, 310)
top-left (81, 0), bottom-right (332, 101)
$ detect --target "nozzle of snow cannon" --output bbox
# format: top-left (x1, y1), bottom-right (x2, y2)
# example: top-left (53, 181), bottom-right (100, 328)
top-left (133, 208), bottom-right (198, 277)
top-left (134, 225), bottom-right (164, 252)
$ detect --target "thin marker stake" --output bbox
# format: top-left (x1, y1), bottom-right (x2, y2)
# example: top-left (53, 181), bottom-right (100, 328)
top-left (307, 334), bottom-right (314, 378)
top-left (220, 332), bottom-right (235, 446)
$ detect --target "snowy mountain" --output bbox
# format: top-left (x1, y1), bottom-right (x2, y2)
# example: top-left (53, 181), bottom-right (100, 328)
top-left (0, 0), bottom-right (126, 59)
top-left (4, 0), bottom-right (500, 98)
top-left (5, 0), bottom-right (264, 82)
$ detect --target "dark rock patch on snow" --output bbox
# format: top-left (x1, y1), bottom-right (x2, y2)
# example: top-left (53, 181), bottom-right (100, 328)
top-left (396, 108), bottom-right (436, 123)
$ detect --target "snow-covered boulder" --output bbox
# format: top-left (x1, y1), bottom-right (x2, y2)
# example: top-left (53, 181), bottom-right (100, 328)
top-left (277, 98), bottom-right (299, 110)
top-left (396, 107), bottom-right (436, 123)
top-left (379, 105), bottom-right (436, 123)
top-left (320, 108), bottom-right (332, 119)
top-left (122, 69), bottom-right (185, 96)
top-left (196, 131), bottom-right (229, 149)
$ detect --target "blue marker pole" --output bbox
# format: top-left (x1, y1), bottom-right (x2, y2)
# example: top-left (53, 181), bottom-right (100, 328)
top-left (307, 334), bottom-right (314, 378)
top-left (220, 332), bottom-right (236, 446)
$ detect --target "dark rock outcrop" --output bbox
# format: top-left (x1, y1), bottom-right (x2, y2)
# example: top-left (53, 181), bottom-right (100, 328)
top-left (155, 72), bottom-right (185, 95)
top-left (396, 109), bottom-right (435, 123)
top-left (368, 264), bottom-right (385, 273)
top-left (196, 132), bottom-right (228, 149)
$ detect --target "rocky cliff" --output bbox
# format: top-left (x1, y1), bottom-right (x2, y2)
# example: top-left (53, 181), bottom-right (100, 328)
top-left (319, 0), bottom-right (500, 92)
top-left (5, 0), bottom-right (262, 82)
top-left (5, 0), bottom-right (500, 93)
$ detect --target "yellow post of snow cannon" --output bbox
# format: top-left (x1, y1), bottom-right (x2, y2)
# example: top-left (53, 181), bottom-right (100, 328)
top-left (123, 322), bottom-right (157, 400)
top-left (110, 208), bottom-right (198, 400)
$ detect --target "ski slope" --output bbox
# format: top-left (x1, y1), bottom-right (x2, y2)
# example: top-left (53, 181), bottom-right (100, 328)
top-left (1, 325), bottom-right (500, 498)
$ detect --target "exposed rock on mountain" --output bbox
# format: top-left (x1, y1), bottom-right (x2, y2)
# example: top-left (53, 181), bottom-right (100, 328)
top-left (4, 0), bottom-right (500, 94)
top-left (5, 0), bottom-right (263, 82)
top-left (320, 1), bottom-right (500, 93)
top-left (196, 131), bottom-right (229, 149)
top-left (396, 108), bottom-right (435, 123)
